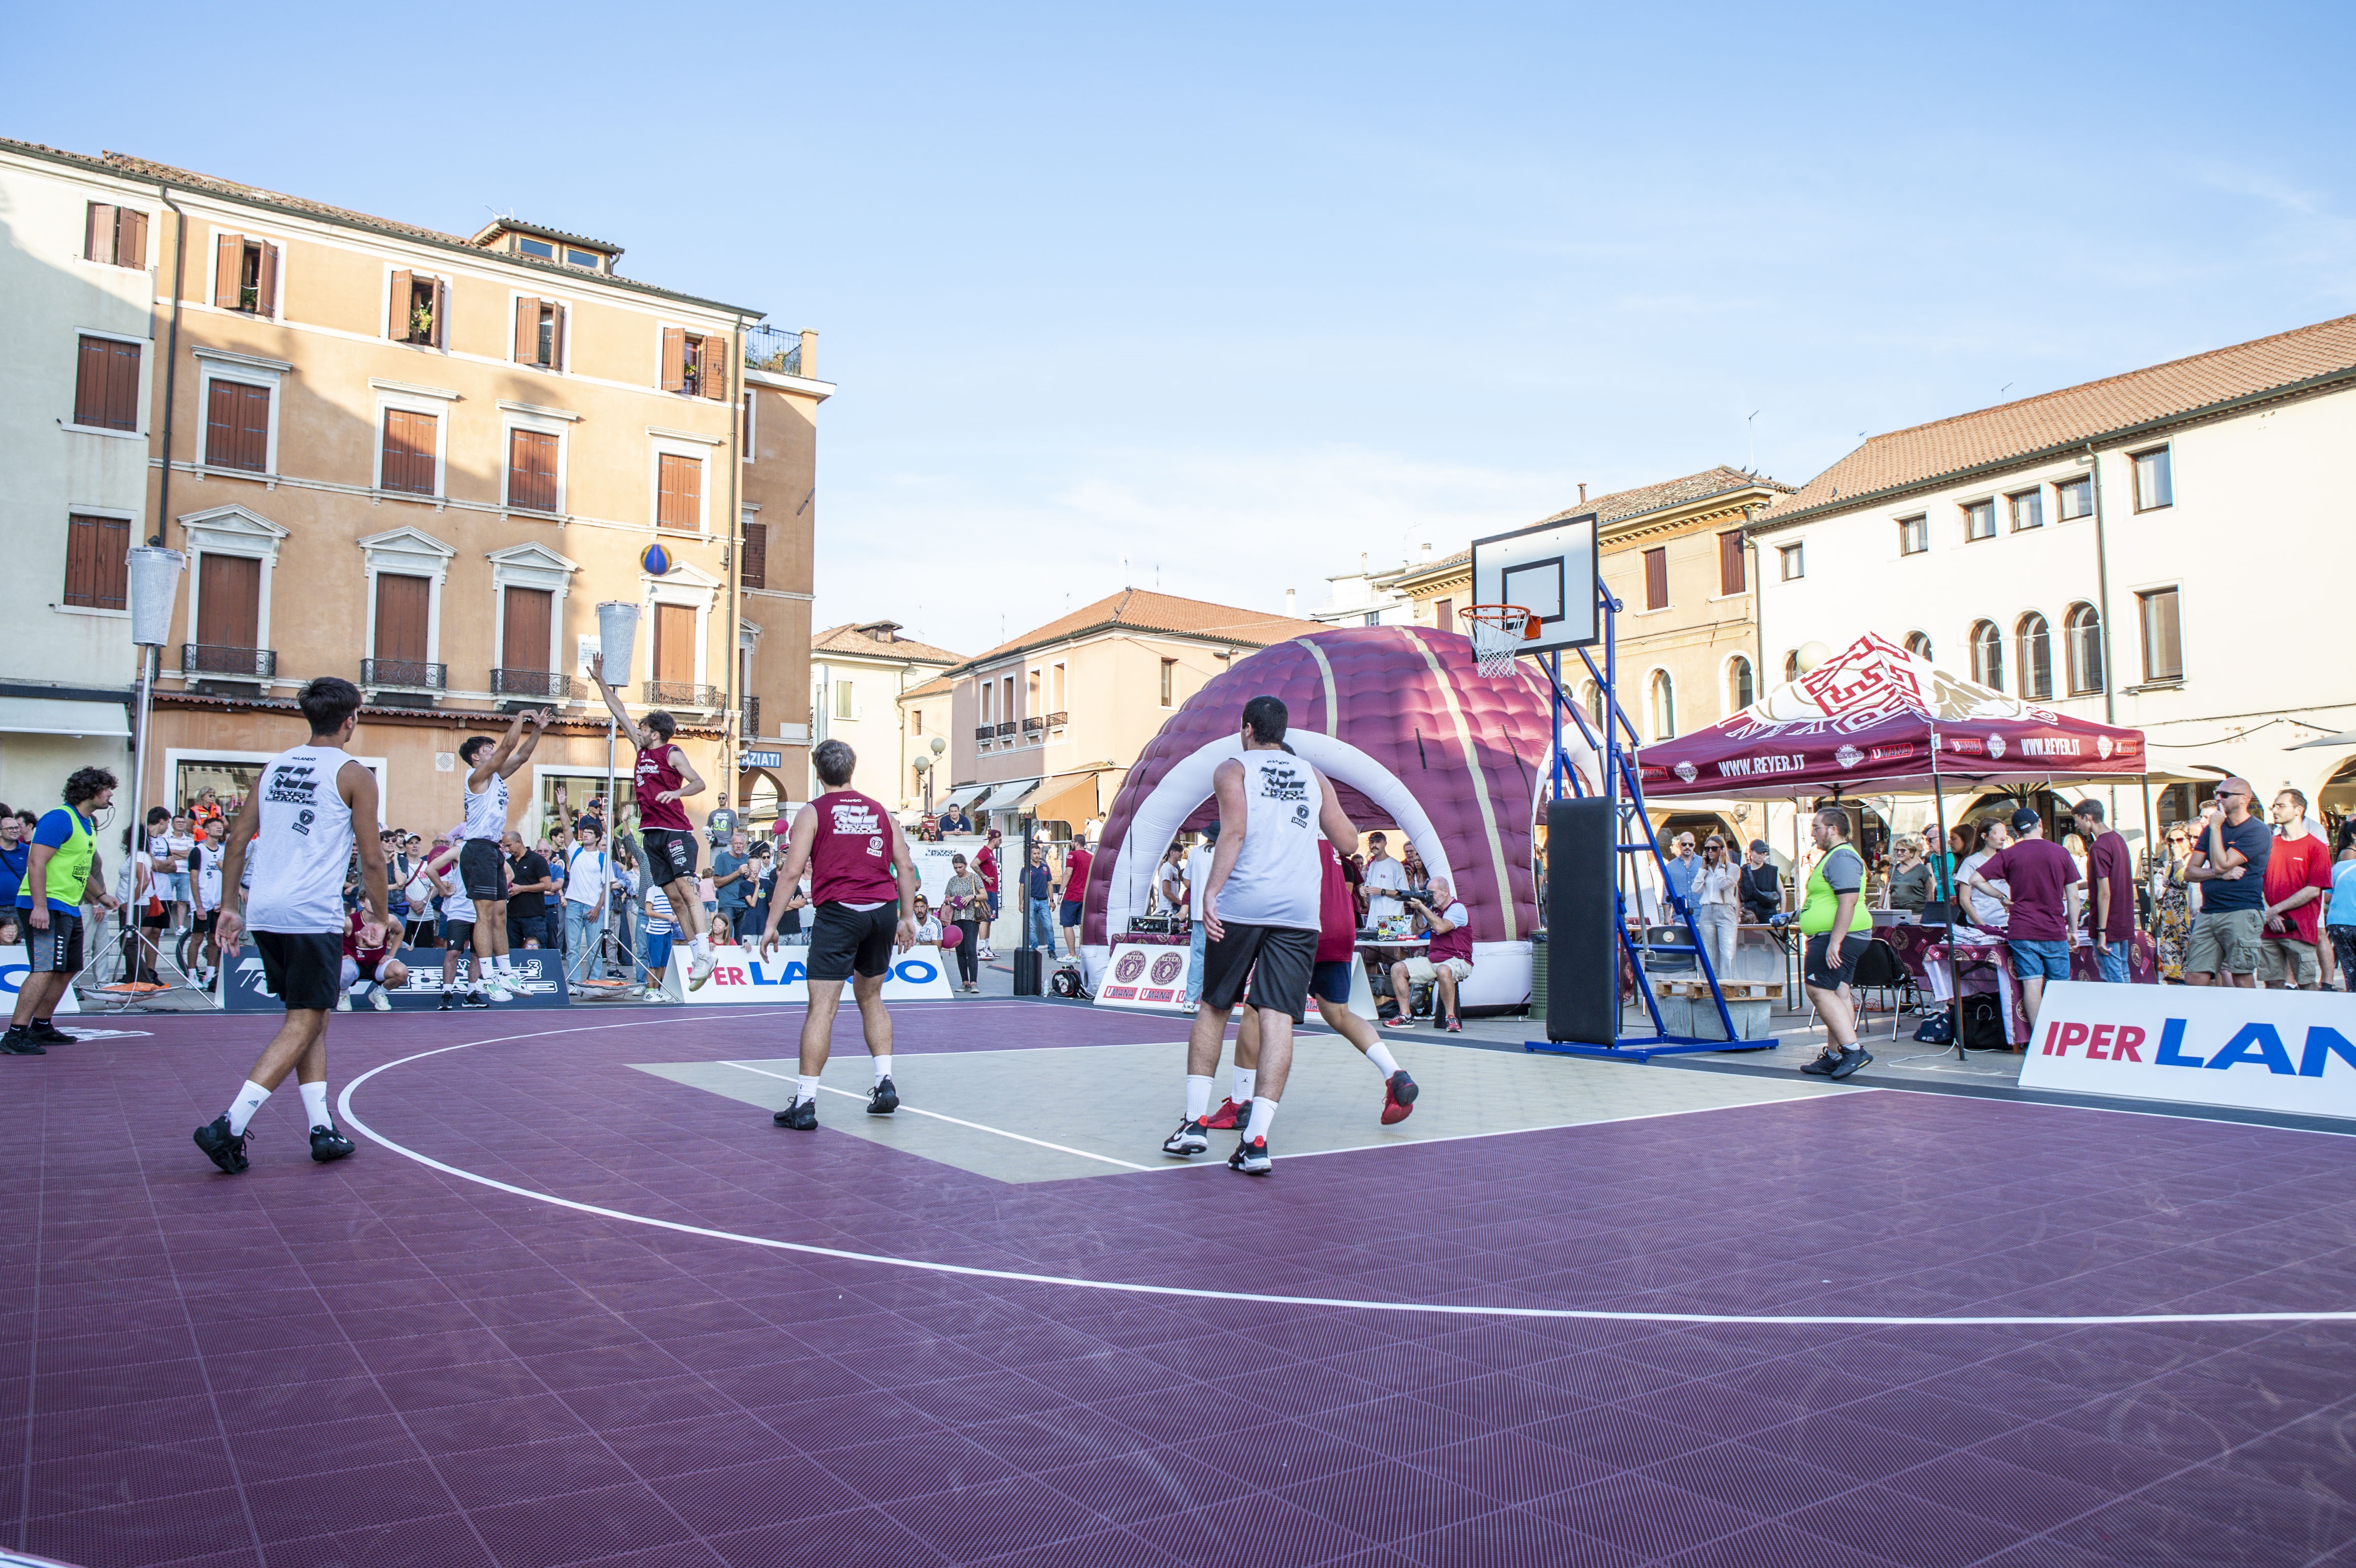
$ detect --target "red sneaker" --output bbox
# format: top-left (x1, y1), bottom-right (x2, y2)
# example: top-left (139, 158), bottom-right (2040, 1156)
top-left (1381, 1014), bottom-right (1415, 1029)
top-left (1200, 1097), bottom-right (1246, 1130)
top-left (1380, 1070), bottom-right (1419, 1125)
top-left (1443, 1017), bottom-right (1462, 1034)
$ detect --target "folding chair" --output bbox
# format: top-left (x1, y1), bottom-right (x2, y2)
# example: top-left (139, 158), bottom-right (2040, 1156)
top-left (1849, 937), bottom-right (1923, 1041)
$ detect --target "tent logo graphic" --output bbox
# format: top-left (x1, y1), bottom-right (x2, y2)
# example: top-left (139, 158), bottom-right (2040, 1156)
top-left (1835, 745), bottom-right (1864, 769)
top-left (1988, 734), bottom-right (2007, 759)
top-left (2097, 736), bottom-right (2113, 760)
top-left (1674, 763), bottom-right (1698, 783)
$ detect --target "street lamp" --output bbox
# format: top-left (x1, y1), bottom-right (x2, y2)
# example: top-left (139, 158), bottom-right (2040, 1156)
top-left (912, 753), bottom-right (933, 814)
top-left (596, 602), bottom-right (640, 834)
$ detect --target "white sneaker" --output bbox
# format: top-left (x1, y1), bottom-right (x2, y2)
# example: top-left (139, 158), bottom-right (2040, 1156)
top-left (487, 981), bottom-right (514, 1003)
top-left (688, 950), bottom-right (714, 990)
top-left (369, 988), bottom-right (391, 1011)
top-left (335, 993), bottom-right (352, 1012)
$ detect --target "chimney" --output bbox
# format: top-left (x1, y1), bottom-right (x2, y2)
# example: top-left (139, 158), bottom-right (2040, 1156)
top-left (1284, 588), bottom-right (1297, 616)
top-left (1579, 483), bottom-right (1587, 504)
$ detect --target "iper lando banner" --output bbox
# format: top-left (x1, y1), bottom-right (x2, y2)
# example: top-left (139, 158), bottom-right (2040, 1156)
top-left (2018, 980), bottom-right (2356, 1119)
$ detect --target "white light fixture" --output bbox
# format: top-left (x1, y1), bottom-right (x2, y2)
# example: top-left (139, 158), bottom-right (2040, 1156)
top-left (596, 601), bottom-right (641, 682)
top-left (126, 547), bottom-right (184, 648)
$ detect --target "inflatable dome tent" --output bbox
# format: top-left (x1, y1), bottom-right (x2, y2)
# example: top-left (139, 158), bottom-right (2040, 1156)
top-left (1081, 625), bottom-right (1600, 1010)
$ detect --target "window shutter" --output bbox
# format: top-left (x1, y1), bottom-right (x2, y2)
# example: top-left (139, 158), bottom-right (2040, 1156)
top-left (740, 520), bottom-right (767, 591)
top-left (104, 339), bottom-right (141, 430)
top-left (255, 243), bottom-right (279, 318)
top-left (553, 304), bottom-right (567, 369)
top-left (64, 515), bottom-right (132, 610)
top-left (1718, 531), bottom-right (1745, 595)
top-left (430, 279), bottom-right (447, 348)
top-left (388, 270), bottom-right (413, 339)
top-left (702, 333), bottom-right (728, 400)
top-left (1643, 547), bottom-right (1668, 611)
top-left (213, 232), bottom-right (242, 307)
top-left (661, 327), bottom-right (686, 391)
top-left (119, 208), bottom-right (147, 268)
top-left (87, 203), bottom-right (117, 264)
top-left (513, 296), bottom-right (535, 363)
top-left (74, 336), bottom-right (109, 426)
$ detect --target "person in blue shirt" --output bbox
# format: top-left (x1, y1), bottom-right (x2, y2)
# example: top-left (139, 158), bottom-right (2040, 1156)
top-left (1023, 842), bottom-right (1056, 951)
top-left (2327, 832), bottom-right (2356, 995)
top-left (938, 805), bottom-right (973, 836)
top-left (6, 768), bottom-right (121, 1055)
top-left (0, 808), bottom-right (29, 947)
top-left (1662, 832), bottom-right (1699, 910)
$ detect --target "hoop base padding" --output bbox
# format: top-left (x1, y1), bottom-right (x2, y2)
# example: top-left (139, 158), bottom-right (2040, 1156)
top-left (1545, 798), bottom-right (1617, 1046)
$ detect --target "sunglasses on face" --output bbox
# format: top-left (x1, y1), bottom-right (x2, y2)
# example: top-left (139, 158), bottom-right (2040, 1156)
top-left (2213, 789), bottom-right (2244, 799)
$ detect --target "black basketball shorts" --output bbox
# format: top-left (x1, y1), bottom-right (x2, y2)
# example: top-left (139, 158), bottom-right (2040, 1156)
top-left (458, 839), bottom-right (506, 902)
top-left (254, 930), bottom-right (343, 1012)
top-left (640, 828), bottom-right (700, 886)
top-left (1200, 922), bottom-right (1318, 1023)
top-left (808, 902), bottom-right (900, 983)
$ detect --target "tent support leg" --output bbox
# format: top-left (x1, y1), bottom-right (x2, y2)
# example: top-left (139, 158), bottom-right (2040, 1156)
top-left (1930, 770), bottom-right (1964, 1062)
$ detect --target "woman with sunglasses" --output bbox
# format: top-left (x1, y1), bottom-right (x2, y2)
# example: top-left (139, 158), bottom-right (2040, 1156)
top-left (2152, 823), bottom-right (2196, 982)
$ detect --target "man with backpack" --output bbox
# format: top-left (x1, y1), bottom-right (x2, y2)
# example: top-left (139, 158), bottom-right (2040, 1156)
top-left (561, 821), bottom-right (611, 991)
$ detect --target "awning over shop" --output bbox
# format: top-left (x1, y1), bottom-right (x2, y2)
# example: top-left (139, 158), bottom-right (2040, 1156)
top-left (942, 782), bottom-right (994, 810)
top-left (984, 777), bottom-right (1045, 813)
top-left (1031, 770), bottom-right (1104, 829)
top-left (0, 696), bottom-right (130, 739)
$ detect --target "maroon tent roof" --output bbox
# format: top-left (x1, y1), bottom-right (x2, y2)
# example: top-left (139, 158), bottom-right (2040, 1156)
top-left (1637, 633), bottom-right (2147, 798)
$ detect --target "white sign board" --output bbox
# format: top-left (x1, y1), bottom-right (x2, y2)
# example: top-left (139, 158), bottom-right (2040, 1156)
top-left (665, 944), bottom-right (954, 1005)
top-left (907, 836), bottom-right (990, 911)
top-left (2018, 980), bottom-right (2356, 1119)
top-left (1095, 942), bottom-right (1193, 1012)
top-left (0, 947), bottom-right (81, 1013)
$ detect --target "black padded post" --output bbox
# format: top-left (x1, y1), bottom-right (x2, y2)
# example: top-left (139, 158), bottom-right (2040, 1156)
top-left (1546, 797), bottom-right (1617, 1045)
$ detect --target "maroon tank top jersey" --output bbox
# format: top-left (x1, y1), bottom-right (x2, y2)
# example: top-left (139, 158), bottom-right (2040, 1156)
top-left (634, 745), bottom-right (691, 831)
top-left (808, 790), bottom-right (901, 905)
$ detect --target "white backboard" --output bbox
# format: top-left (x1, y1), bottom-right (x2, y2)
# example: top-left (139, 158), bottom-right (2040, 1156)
top-left (1470, 512), bottom-right (1599, 652)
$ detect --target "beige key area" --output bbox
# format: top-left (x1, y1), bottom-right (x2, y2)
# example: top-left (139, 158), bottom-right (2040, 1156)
top-left (633, 1035), bottom-right (1862, 1185)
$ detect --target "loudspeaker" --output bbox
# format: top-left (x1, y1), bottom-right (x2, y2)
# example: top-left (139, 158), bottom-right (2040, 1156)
top-left (1013, 947), bottom-right (1043, 997)
top-left (1546, 798), bottom-right (1618, 1046)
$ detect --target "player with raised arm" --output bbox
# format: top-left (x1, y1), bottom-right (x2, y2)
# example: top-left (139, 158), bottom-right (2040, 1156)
top-left (194, 678), bottom-right (386, 1171)
top-left (758, 739), bottom-right (918, 1130)
top-left (589, 654), bottom-right (715, 988)
top-left (452, 708), bottom-right (549, 1002)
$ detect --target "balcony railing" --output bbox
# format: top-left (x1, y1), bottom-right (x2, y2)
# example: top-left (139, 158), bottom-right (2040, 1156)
top-left (360, 658), bottom-right (447, 691)
top-left (973, 725), bottom-right (993, 741)
top-left (740, 696), bottom-right (760, 737)
top-left (743, 325), bottom-right (804, 378)
top-left (1021, 717), bottom-right (1044, 734)
top-left (183, 645), bottom-right (275, 680)
top-left (644, 681), bottom-right (721, 709)
top-left (491, 669), bottom-right (576, 700)
top-left (994, 721), bottom-right (1015, 737)
top-left (1045, 710), bottom-right (1068, 727)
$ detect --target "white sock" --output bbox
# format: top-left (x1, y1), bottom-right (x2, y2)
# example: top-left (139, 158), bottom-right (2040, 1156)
top-left (693, 933), bottom-right (711, 955)
top-left (797, 1074), bottom-right (820, 1104)
top-left (873, 1055), bottom-right (892, 1082)
top-left (1231, 1067), bottom-right (1255, 1103)
top-left (495, 954), bottom-right (515, 976)
top-left (1248, 1096), bottom-right (1279, 1143)
top-left (299, 1080), bottom-right (331, 1130)
top-left (1185, 1074), bottom-right (1213, 1122)
top-left (227, 1080), bottom-right (269, 1136)
top-left (1365, 1042), bottom-right (1402, 1078)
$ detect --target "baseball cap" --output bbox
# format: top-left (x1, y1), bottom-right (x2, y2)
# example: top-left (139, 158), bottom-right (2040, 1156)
top-left (2010, 808), bottom-right (2042, 833)
top-left (1748, 839), bottom-right (1770, 854)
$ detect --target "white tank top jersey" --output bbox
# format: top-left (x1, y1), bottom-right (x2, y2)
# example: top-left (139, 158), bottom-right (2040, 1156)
top-left (1213, 749), bottom-right (1324, 931)
top-left (462, 770), bottom-right (509, 841)
top-left (244, 745), bottom-right (357, 934)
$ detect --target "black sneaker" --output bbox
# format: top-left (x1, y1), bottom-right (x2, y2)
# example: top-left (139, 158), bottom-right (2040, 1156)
top-left (437, 991), bottom-right (455, 1011)
top-left (460, 990), bottom-right (490, 1009)
top-left (1228, 1133), bottom-right (1272, 1175)
top-left (1, 1026), bottom-right (46, 1056)
top-left (309, 1125), bottom-right (355, 1162)
top-left (1799, 1048), bottom-right (1843, 1077)
top-left (1828, 1047), bottom-right (1873, 1081)
top-left (193, 1115), bottom-right (250, 1174)
top-left (1162, 1119), bottom-right (1208, 1158)
top-left (773, 1097), bottom-right (818, 1130)
top-left (28, 1020), bottom-right (74, 1045)
top-left (867, 1076), bottom-right (899, 1115)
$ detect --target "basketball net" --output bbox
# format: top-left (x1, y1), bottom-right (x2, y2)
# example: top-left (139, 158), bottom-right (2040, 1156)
top-left (1461, 605), bottom-right (1532, 677)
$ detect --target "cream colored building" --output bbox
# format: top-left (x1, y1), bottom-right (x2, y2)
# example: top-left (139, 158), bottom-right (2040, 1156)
top-left (806, 621), bottom-right (962, 818)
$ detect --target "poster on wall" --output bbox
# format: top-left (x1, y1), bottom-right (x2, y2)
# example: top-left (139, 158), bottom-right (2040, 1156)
top-left (2019, 980), bottom-right (2356, 1119)
top-left (0, 947), bottom-right (82, 1013)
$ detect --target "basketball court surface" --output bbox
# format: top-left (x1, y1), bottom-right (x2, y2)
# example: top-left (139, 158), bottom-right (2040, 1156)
top-left (8, 998), bottom-right (2356, 1567)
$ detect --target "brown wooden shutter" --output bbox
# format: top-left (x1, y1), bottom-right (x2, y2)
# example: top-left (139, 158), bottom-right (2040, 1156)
top-left (1643, 547), bottom-right (1668, 611)
top-left (119, 208), bottom-right (147, 268)
top-left (653, 603), bottom-right (695, 686)
top-left (660, 327), bottom-right (686, 391)
top-left (513, 295), bottom-right (535, 362)
top-left (739, 520), bottom-right (767, 591)
top-left (552, 304), bottom-right (567, 369)
top-left (74, 336), bottom-right (110, 427)
top-left (205, 381), bottom-right (269, 471)
top-left (87, 204), bottom-right (117, 264)
top-left (430, 279), bottom-right (447, 348)
top-left (213, 232), bottom-right (242, 307)
top-left (103, 339), bottom-right (141, 430)
top-left (1718, 531), bottom-right (1746, 596)
top-left (233, 384), bottom-right (270, 470)
top-left (382, 410), bottom-right (436, 494)
top-left (255, 242), bottom-right (279, 318)
top-left (502, 586), bottom-right (552, 672)
top-left (388, 269), bottom-right (412, 338)
top-left (63, 514), bottom-right (131, 609)
top-left (656, 454), bottom-right (703, 529)
top-left (702, 333), bottom-right (728, 400)
top-left (373, 574), bottom-right (431, 661)
top-left (197, 554), bottom-right (261, 647)
top-left (507, 429), bottom-right (558, 511)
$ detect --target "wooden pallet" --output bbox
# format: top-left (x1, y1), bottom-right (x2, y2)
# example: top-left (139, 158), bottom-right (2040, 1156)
top-left (1653, 979), bottom-right (1784, 1002)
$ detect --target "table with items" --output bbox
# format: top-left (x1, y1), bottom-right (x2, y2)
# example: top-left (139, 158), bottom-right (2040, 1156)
top-left (1884, 924), bottom-right (2159, 1050)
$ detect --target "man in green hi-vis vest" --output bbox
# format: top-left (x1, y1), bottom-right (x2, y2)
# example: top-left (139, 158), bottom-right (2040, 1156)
top-left (5, 767), bottom-right (121, 1056)
top-left (1796, 806), bottom-right (1876, 1082)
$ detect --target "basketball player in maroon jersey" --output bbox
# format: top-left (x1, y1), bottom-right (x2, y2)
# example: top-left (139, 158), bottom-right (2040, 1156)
top-left (757, 739), bottom-right (919, 1128)
top-left (590, 654), bottom-right (715, 987)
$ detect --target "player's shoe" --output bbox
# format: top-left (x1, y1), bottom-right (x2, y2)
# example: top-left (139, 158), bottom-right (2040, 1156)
top-left (1228, 1134), bottom-right (1272, 1175)
top-left (1199, 1097), bottom-right (1246, 1130)
top-left (867, 1077), bottom-right (899, 1115)
top-left (1380, 1070), bottom-right (1419, 1125)
top-left (461, 990), bottom-right (490, 1009)
top-left (1381, 1014), bottom-right (1415, 1029)
top-left (1161, 1119), bottom-right (1208, 1158)
top-left (335, 993), bottom-right (352, 1012)
top-left (774, 1097), bottom-right (818, 1130)
top-left (193, 1116), bottom-right (250, 1174)
top-left (1828, 1047), bottom-right (1873, 1081)
top-left (309, 1125), bottom-right (355, 1162)
top-left (369, 988), bottom-right (391, 1012)
top-left (28, 1020), bottom-right (74, 1046)
top-left (687, 950), bottom-right (715, 991)
top-left (1799, 1047), bottom-right (1843, 1077)
top-left (486, 981), bottom-right (514, 1003)
top-left (1, 1026), bottom-right (47, 1056)
top-left (1443, 1017), bottom-right (1462, 1034)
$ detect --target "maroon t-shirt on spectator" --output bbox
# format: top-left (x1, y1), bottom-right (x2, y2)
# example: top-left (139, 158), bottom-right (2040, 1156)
top-left (2084, 829), bottom-right (2137, 942)
top-left (1984, 839), bottom-right (2081, 943)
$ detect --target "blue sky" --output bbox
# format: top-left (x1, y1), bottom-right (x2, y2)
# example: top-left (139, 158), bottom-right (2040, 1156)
top-left (13, 2), bottom-right (2353, 655)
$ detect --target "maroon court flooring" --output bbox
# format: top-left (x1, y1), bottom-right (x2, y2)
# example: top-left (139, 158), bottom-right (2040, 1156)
top-left (6, 999), bottom-right (2356, 1568)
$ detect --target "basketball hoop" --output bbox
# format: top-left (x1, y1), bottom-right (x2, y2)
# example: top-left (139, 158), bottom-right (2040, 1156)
top-left (1461, 604), bottom-right (1538, 676)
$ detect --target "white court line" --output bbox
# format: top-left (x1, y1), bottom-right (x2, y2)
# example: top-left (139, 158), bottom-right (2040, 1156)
top-left (716, 1060), bottom-right (1156, 1171)
top-left (334, 1016), bottom-right (2356, 1328)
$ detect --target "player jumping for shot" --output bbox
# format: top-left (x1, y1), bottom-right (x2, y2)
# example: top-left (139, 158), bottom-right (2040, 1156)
top-left (452, 707), bottom-right (550, 1002)
top-left (589, 654), bottom-right (716, 988)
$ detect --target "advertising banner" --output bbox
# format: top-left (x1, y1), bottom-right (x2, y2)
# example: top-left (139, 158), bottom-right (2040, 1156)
top-left (907, 836), bottom-right (990, 910)
top-left (1095, 942), bottom-right (1193, 1012)
top-left (2017, 980), bottom-right (2356, 1119)
top-left (667, 944), bottom-right (954, 1005)
top-left (0, 947), bottom-right (82, 1013)
top-left (220, 944), bottom-right (571, 1012)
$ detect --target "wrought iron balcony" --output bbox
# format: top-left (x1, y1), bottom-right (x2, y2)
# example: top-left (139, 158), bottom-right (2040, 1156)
top-left (360, 659), bottom-right (446, 691)
top-left (743, 325), bottom-right (804, 377)
top-left (491, 669), bottom-right (576, 700)
top-left (974, 725), bottom-right (993, 741)
top-left (183, 645), bottom-right (275, 679)
top-left (1045, 710), bottom-right (1068, 727)
top-left (740, 696), bottom-right (760, 737)
top-left (994, 721), bottom-right (1015, 737)
top-left (1021, 717), bottom-right (1044, 734)
top-left (643, 681), bottom-right (722, 709)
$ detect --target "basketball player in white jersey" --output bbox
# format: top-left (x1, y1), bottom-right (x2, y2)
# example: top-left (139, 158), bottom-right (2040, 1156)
top-left (454, 708), bottom-right (549, 1002)
top-left (195, 678), bottom-right (388, 1172)
top-left (1163, 695), bottom-right (1357, 1175)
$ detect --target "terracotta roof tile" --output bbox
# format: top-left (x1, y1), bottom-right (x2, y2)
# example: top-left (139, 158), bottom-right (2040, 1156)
top-left (898, 675), bottom-right (956, 701)
top-left (955, 589), bottom-right (1322, 670)
top-left (811, 623), bottom-right (963, 665)
top-left (1759, 313), bottom-right (2356, 528)
top-left (1411, 466), bottom-right (1794, 577)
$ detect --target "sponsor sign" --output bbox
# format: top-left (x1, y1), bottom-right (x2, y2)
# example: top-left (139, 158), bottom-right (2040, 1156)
top-left (741, 750), bottom-right (783, 769)
top-left (907, 836), bottom-right (991, 912)
top-left (1095, 941), bottom-right (1193, 1012)
top-left (668, 943), bottom-right (954, 1004)
top-left (2018, 981), bottom-right (2356, 1119)
top-left (0, 946), bottom-right (81, 1013)
top-left (221, 944), bottom-right (571, 1012)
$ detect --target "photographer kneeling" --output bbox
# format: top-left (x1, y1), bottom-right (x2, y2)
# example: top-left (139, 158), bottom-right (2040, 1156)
top-left (1382, 878), bottom-right (1472, 1033)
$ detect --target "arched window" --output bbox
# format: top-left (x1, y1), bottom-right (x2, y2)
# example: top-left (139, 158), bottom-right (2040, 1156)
top-left (1969, 621), bottom-right (2003, 689)
top-left (1650, 671), bottom-right (1676, 740)
top-left (1727, 655), bottom-right (1755, 711)
top-left (2016, 612), bottom-right (2052, 700)
top-left (2064, 603), bottom-right (2104, 695)
top-left (1782, 649), bottom-right (1800, 683)
top-left (1905, 631), bottom-right (1933, 663)
top-left (1580, 681), bottom-right (1604, 730)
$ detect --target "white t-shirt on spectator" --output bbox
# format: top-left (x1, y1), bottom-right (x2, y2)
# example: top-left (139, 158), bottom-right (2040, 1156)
top-left (1364, 855), bottom-right (1408, 922)
top-left (564, 846), bottom-right (607, 908)
top-left (1185, 847), bottom-right (1213, 920)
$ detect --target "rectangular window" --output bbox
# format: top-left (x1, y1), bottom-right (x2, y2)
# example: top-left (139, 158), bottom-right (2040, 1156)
top-left (653, 604), bottom-right (696, 687)
top-left (660, 327), bottom-right (729, 400)
top-left (73, 335), bottom-right (141, 431)
top-left (835, 680), bottom-right (855, 719)
top-left (1717, 530), bottom-right (1745, 595)
top-left (512, 297), bottom-right (567, 369)
top-left (740, 519), bottom-right (767, 590)
top-left (1435, 597), bottom-right (1455, 634)
top-left (2056, 475), bottom-right (2092, 520)
top-left (83, 203), bottom-right (148, 268)
top-left (1897, 515), bottom-right (1927, 556)
top-left (913, 710), bottom-right (924, 736)
top-left (2138, 588), bottom-right (2182, 682)
top-left (2133, 446), bottom-right (2173, 511)
top-left (1642, 547), bottom-right (1668, 611)
top-left (656, 453), bottom-right (703, 529)
top-left (1052, 663), bottom-right (1066, 712)
top-left (505, 429), bottom-right (559, 512)
top-left (196, 554), bottom-right (260, 648)
top-left (62, 514), bottom-right (131, 609)
top-left (204, 380), bottom-right (270, 472)
top-left (502, 586), bottom-right (552, 672)
top-left (1779, 543), bottom-right (1804, 580)
top-left (387, 271), bottom-right (443, 347)
top-left (518, 237), bottom-right (556, 260)
top-left (1160, 658), bottom-right (1176, 707)
top-left (373, 574), bottom-right (430, 663)
top-left (2008, 489), bottom-right (2043, 531)
top-left (1963, 500), bottom-right (1995, 541)
top-left (380, 409), bottom-right (438, 495)
top-left (1026, 668), bottom-right (1040, 713)
top-left (742, 391), bottom-right (757, 462)
top-left (564, 247), bottom-right (600, 269)
top-left (211, 232), bottom-right (278, 318)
